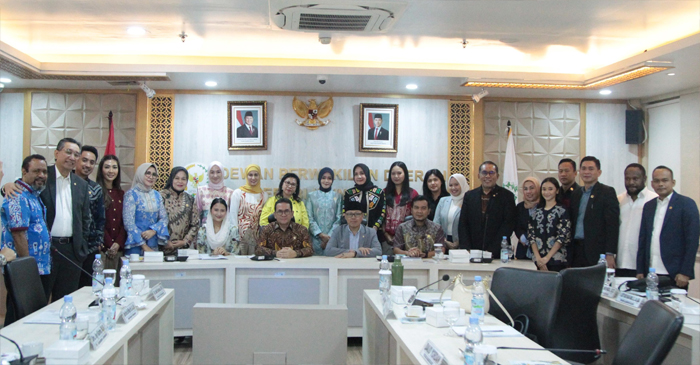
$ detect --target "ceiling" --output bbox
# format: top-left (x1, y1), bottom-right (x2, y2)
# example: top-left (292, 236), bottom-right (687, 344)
top-left (1, 0), bottom-right (699, 99)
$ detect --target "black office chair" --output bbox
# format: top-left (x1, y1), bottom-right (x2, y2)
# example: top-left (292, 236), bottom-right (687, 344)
top-left (4, 256), bottom-right (48, 325)
top-left (612, 300), bottom-right (684, 365)
top-left (488, 267), bottom-right (562, 347)
top-left (549, 264), bottom-right (606, 364)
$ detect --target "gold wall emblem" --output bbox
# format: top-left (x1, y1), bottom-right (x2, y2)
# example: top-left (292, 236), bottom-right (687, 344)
top-left (292, 96), bottom-right (333, 130)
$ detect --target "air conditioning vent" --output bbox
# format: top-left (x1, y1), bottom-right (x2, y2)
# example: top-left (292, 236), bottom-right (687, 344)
top-left (271, 1), bottom-right (406, 33)
top-left (107, 81), bottom-right (141, 87)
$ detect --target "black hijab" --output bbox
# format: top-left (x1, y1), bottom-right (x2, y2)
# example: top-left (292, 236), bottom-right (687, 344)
top-left (318, 167), bottom-right (334, 193)
top-left (164, 166), bottom-right (188, 194)
top-left (352, 163), bottom-right (375, 191)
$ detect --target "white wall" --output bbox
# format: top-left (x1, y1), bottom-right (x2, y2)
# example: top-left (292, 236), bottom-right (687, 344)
top-left (679, 92), bottom-right (700, 204)
top-left (0, 93), bottom-right (25, 185)
top-left (173, 94), bottom-right (449, 197)
top-left (585, 103), bottom-right (636, 194)
top-left (648, 101), bottom-right (682, 192)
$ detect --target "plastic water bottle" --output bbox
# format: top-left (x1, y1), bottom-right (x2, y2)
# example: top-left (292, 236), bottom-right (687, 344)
top-left (379, 255), bottom-right (392, 317)
top-left (471, 276), bottom-right (485, 323)
top-left (59, 295), bottom-right (77, 340)
top-left (120, 259), bottom-right (132, 297)
top-left (597, 254), bottom-right (607, 266)
top-left (92, 254), bottom-right (104, 295)
top-left (102, 277), bottom-right (117, 330)
top-left (463, 316), bottom-right (483, 365)
top-left (500, 236), bottom-right (509, 264)
top-left (646, 268), bottom-right (659, 300)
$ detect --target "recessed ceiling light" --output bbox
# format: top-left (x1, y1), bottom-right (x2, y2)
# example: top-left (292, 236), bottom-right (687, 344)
top-left (599, 89), bottom-right (612, 95)
top-left (127, 27), bottom-right (146, 36)
top-left (205, 81), bottom-right (218, 87)
top-left (667, 73), bottom-right (676, 76)
top-left (0, 83), bottom-right (4, 88)
top-left (0, 78), bottom-right (11, 83)
top-left (406, 84), bottom-right (418, 90)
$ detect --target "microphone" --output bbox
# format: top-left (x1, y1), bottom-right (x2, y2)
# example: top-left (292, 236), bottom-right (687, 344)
top-left (51, 247), bottom-right (105, 286)
top-left (0, 333), bottom-right (39, 365)
top-left (497, 347), bottom-right (607, 356)
top-left (407, 275), bottom-right (450, 306)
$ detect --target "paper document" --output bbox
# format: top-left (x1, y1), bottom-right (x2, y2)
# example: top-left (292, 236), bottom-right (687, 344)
top-left (24, 310), bottom-right (93, 325)
top-left (199, 254), bottom-right (228, 260)
top-left (452, 325), bottom-right (522, 337)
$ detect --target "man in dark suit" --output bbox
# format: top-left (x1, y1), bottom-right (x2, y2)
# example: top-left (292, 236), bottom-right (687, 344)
top-left (569, 156), bottom-right (619, 268)
top-left (458, 161), bottom-right (516, 258)
top-left (236, 111), bottom-right (258, 138)
top-left (4, 139), bottom-right (92, 301)
top-left (636, 166), bottom-right (699, 288)
top-left (557, 158), bottom-right (580, 210)
top-left (367, 114), bottom-right (389, 141)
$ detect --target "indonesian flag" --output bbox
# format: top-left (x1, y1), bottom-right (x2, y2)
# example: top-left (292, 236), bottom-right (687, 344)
top-left (503, 120), bottom-right (518, 202)
top-left (236, 110), bottom-right (244, 126)
top-left (105, 111), bottom-right (116, 156)
top-left (368, 113), bottom-right (374, 128)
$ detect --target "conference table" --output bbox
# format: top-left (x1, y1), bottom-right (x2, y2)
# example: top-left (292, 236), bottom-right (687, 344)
top-left (362, 289), bottom-right (570, 365)
top-left (0, 287), bottom-right (174, 365)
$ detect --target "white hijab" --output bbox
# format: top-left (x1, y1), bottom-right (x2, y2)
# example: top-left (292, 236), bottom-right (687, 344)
top-left (449, 174), bottom-right (469, 206)
top-left (205, 202), bottom-right (232, 250)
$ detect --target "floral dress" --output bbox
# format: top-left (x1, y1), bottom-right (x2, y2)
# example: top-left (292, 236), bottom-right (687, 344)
top-left (123, 187), bottom-right (170, 253)
top-left (527, 204), bottom-right (571, 270)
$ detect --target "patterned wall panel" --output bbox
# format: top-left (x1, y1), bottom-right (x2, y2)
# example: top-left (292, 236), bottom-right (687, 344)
top-left (147, 95), bottom-right (174, 190)
top-left (30, 93), bottom-right (136, 187)
top-left (483, 102), bottom-right (580, 201)
top-left (448, 101), bottom-right (475, 187)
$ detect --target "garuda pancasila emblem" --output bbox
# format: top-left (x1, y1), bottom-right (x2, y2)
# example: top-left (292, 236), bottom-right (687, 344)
top-left (293, 96), bottom-right (333, 130)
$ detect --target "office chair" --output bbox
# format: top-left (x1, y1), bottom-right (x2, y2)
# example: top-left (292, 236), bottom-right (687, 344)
top-left (4, 256), bottom-right (48, 325)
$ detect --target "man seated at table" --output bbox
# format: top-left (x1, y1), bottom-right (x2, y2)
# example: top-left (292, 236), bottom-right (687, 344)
top-left (392, 195), bottom-right (446, 258)
top-left (324, 201), bottom-right (382, 258)
top-left (256, 198), bottom-right (313, 258)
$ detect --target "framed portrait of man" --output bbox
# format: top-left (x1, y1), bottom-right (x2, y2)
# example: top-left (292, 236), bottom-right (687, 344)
top-left (359, 103), bottom-right (398, 152)
top-left (228, 101), bottom-right (267, 150)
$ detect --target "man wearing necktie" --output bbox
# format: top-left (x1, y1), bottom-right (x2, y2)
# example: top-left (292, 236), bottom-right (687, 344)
top-left (236, 111), bottom-right (259, 138)
top-left (367, 114), bottom-right (389, 141)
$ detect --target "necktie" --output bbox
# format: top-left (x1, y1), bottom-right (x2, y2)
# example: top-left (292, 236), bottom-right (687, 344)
top-left (375, 128), bottom-right (379, 139)
top-left (249, 126), bottom-right (253, 135)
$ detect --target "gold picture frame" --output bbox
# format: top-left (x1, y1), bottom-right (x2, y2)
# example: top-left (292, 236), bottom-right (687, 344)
top-left (228, 101), bottom-right (268, 150)
top-left (359, 103), bottom-right (398, 153)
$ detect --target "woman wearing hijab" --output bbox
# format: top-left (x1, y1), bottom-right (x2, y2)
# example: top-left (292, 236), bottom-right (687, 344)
top-left (343, 163), bottom-right (386, 248)
top-left (383, 161), bottom-right (419, 247)
top-left (434, 173), bottom-right (469, 251)
top-left (515, 176), bottom-right (540, 259)
top-left (160, 167), bottom-right (200, 255)
top-left (422, 169), bottom-right (449, 221)
top-left (305, 168), bottom-right (343, 255)
top-left (230, 164), bottom-right (267, 254)
top-left (123, 163), bottom-right (170, 255)
top-left (196, 161), bottom-right (234, 225)
top-left (198, 198), bottom-right (240, 255)
top-left (260, 173), bottom-right (309, 228)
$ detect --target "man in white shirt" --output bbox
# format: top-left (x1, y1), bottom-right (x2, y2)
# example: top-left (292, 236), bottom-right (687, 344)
top-left (616, 163), bottom-right (657, 277)
top-left (637, 166), bottom-right (700, 289)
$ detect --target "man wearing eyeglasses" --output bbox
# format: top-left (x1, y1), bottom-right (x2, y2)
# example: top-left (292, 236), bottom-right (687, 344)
top-left (256, 198), bottom-right (313, 258)
top-left (324, 201), bottom-right (381, 258)
top-left (458, 161), bottom-right (516, 258)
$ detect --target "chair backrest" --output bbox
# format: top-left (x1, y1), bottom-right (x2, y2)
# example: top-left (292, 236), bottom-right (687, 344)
top-left (612, 300), bottom-right (684, 365)
top-left (4, 256), bottom-right (48, 323)
top-left (550, 264), bottom-right (606, 364)
top-left (488, 267), bottom-right (562, 347)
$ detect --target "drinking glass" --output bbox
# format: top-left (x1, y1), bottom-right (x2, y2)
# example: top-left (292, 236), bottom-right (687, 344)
top-left (443, 301), bottom-right (460, 336)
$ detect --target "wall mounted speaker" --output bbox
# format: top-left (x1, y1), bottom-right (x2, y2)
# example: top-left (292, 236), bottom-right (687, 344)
top-left (625, 110), bottom-right (644, 144)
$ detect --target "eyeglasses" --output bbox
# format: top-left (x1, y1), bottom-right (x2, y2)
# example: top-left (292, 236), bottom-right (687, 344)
top-left (283, 181), bottom-right (297, 187)
top-left (276, 209), bottom-right (292, 216)
top-left (345, 212), bottom-right (363, 218)
top-left (145, 171), bottom-right (159, 178)
top-left (479, 171), bottom-right (497, 177)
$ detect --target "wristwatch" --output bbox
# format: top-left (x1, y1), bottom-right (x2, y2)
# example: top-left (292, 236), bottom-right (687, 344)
top-left (0, 253), bottom-right (7, 266)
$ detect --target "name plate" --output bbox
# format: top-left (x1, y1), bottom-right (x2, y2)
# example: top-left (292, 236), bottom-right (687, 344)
top-left (118, 302), bottom-right (138, 324)
top-left (88, 323), bottom-right (108, 350)
top-left (601, 286), bottom-right (619, 299)
top-left (148, 283), bottom-right (166, 301)
top-left (419, 340), bottom-right (448, 365)
top-left (618, 291), bottom-right (647, 308)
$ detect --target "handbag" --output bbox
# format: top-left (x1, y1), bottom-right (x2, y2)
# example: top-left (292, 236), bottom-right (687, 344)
top-left (440, 273), bottom-right (515, 327)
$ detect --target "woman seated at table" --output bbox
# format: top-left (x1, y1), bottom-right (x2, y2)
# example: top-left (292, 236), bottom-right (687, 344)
top-left (160, 166), bottom-right (200, 255)
top-left (198, 198), bottom-right (240, 255)
top-left (433, 173), bottom-right (469, 251)
top-left (516, 177), bottom-right (540, 260)
top-left (528, 177), bottom-right (571, 272)
top-left (324, 201), bottom-right (382, 258)
top-left (306, 168), bottom-right (343, 255)
top-left (423, 169), bottom-right (449, 221)
top-left (196, 161), bottom-right (234, 225)
top-left (124, 163), bottom-right (170, 255)
top-left (260, 172), bottom-right (309, 228)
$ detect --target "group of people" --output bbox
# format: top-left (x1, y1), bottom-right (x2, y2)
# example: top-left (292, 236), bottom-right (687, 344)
top-left (1, 139), bottom-right (698, 322)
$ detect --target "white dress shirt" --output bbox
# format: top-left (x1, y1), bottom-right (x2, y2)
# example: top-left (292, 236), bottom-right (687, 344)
top-left (51, 165), bottom-right (73, 237)
top-left (617, 187), bottom-right (657, 270)
top-left (348, 226), bottom-right (361, 252)
top-left (650, 192), bottom-right (673, 275)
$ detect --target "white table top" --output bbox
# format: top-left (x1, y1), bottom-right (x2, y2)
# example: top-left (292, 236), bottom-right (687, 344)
top-left (0, 287), bottom-right (174, 364)
top-left (364, 289), bottom-right (569, 365)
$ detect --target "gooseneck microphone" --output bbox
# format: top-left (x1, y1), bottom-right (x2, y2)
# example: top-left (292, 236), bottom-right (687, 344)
top-left (51, 247), bottom-right (105, 286)
top-left (0, 333), bottom-right (38, 365)
top-left (407, 275), bottom-right (450, 306)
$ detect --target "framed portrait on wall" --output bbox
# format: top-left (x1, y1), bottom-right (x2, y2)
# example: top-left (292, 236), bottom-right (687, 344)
top-left (359, 103), bottom-right (398, 153)
top-left (228, 101), bottom-right (267, 150)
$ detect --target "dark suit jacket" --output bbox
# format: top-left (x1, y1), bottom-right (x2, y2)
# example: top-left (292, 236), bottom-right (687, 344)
top-left (569, 182), bottom-right (619, 266)
top-left (367, 127), bottom-right (389, 141)
top-left (458, 185), bottom-right (516, 257)
top-left (236, 124), bottom-right (258, 138)
top-left (41, 166), bottom-right (92, 261)
top-left (637, 192), bottom-right (700, 279)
